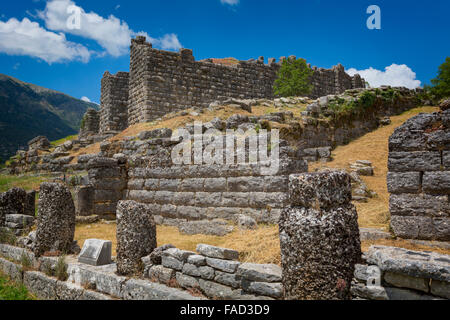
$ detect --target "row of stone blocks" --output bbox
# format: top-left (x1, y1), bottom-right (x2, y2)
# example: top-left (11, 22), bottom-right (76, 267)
top-left (352, 246), bottom-right (449, 300)
top-left (147, 244), bottom-right (282, 299)
top-left (387, 104), bottom-right (450, 241)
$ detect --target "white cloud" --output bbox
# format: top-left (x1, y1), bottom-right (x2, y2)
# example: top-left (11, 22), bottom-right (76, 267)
top-left (347, 64), bottom-right (421, 89)
top-left (39, 0), bottom-right (182, 56)
top-left (155, 33), bottom-right (182, 51)
top-left (0, 17), bottom-right (90, 64)
top-left (221, 0), bottom-right (240, 5)
top-left (80, 96), bottom-right (91, 102)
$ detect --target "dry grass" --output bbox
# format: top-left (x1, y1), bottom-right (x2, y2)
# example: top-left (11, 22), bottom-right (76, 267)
top-left (75, 222), bottom-right (281, 264)
top-left (75, 221), bottom-right (450, 265)
top-left (309, 106), bottom-right (439, 231)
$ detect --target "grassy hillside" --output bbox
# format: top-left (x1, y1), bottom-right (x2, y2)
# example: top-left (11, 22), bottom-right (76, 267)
top-left (0, 74), bottom-right (98, 162)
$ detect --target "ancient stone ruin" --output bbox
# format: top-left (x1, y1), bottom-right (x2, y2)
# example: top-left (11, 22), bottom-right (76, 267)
top-left (279, 171), bottom-right (361, 300)
top-left (33, 182), bottom-right (76, 257)
top-left (79, 108), bottom-right (100, 138)
top-left (0, 187), bottom-right (35, 236)
top-left (116, 200), bottom-right (157, 275)
top-left (75, 36), bottom-right (365, 134)
top-left (388, 100), bottom-right (450, 241)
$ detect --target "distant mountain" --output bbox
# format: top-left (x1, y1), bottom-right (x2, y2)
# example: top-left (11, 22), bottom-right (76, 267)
top-left (0, 74), bottom-right (99, 162)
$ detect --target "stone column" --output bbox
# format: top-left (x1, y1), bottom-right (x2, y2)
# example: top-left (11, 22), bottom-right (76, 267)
top-left (279, 170), bottom-right (361, 300)
top-left (34, 183), bottom-right (75, 257)
top-left (116, 200), bottom-right (157, 275)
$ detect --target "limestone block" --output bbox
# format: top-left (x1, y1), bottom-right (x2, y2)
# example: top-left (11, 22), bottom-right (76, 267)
top-left (423, 172), bottom-right (450, 194)
top-left (288, 170), bottom-right (352, 209)
top-left (196, 244), bottom-right (239, 260)
top-left (387, 172), bottom-right (421, 194)
top-left (388, 151), bottom-right (441, 172)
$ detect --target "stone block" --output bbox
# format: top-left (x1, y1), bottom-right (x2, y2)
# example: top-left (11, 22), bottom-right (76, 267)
top-left (148, 265), bottom-right (175, 284)
top-left (236, 263), bottom-right (282, 282)
top-left (389, 194), bottom-right (450, 217)
top-left (161, 255), bottom-right (184, 271)
top-left (431, 280), bottom-right (450, 299)
top-left (206, 258), bottom-right (240, 273)
top-left (242, 281), bottom-right (283, 299)
top-left (198, 279), bottom-right (238, 300)
top-left (386, 172), bottom-right (421, 194)
top-left (196, 244), bottom-right (239, 260)
top-left (227, 177), bottom-right (265, 192)
top-left (214, 270), bottom-right (241, 288)
top-left (423, 172), bottom-right (450, 194)
top-left (187, 254), bottom-right (206, 267)
top-left (163, 248), bottom-right (196, 262)
top-left (176, 272), bottom-right (200, 289)
top-left (384, 272), bottom-right (429, 293)
top-left (78, 239), bottom-right (112, 266)
top-left (288, 171), bottom-right (352, 209)
top-left (366, 245), bottom-right (450, 282)
top-left (390, 216), bottom-right (435, 240)
top-left (388, 151), bottom-right (441, 172)
top-left (203, 178), bottom-right (227, 192)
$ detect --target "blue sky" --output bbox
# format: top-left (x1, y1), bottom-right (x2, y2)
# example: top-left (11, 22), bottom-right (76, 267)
top-left (0, 0), bottom-right (449, 103)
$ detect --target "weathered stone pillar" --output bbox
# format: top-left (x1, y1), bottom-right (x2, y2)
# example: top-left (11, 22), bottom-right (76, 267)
top-left (34, 183), bottom-right (75, 257)
top-left (116, 200), bottom-right (157, 275)
top-left (279, 170), bottom-right (361, 300)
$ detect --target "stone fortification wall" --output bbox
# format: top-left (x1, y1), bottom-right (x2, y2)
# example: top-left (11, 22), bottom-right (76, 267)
top-left (100, 71), bottom-right (129, 133)
top-left (387, 101), bottom-right (450, 241)
top-left (125, 36), bottom-right (364, 125)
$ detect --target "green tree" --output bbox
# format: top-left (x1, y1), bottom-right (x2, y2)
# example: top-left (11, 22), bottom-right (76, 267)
top-left (274, 58), bottom-right (313, 97)
top-left (430, 57), bottom-right (450, 99)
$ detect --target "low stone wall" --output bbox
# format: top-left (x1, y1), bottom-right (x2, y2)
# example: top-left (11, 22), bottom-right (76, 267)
top-left (0, 244), bottom-right (197, 300)
top-left (299, 86), bottom-right (420, 149)
top-left (352, 246), bottom-right (449, 300)
top-left (387, 102), bottom-right (450, 241)
top-left (144, 244), bottom-right (282, 300)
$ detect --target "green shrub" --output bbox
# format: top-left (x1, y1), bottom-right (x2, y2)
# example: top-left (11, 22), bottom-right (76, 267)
top-left (0, 272), bottom-right (34, 300)
top-left (274, 58), bottom-right (313, 97)
top-left (20, 252), bottom-right (33, 271)
top-left (55, 255), bottom-right (68, 281)
top-left (0, 228), bottom-right (16, 245)
top-left (430, 57), bottom-right (450, 99)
